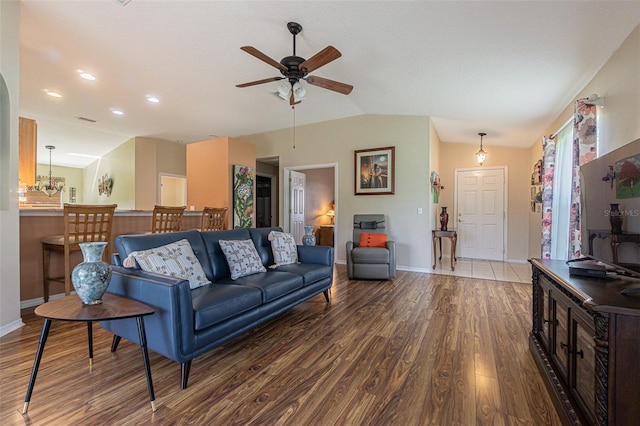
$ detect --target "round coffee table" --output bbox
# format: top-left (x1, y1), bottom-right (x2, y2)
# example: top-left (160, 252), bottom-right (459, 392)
top-left (22, 293), bottom-right (157, 413)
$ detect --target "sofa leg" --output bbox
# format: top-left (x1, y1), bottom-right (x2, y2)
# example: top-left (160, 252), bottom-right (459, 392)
top-left (181, 361), bottom-right (192, 389)
top-left (110, 335), bottom-right (121, 353)
top-left (323, 289), bottom-right (331, 303)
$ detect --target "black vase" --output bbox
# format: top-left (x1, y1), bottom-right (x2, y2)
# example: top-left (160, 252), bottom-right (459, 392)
top-left (440, 207), bottom-right (449, 231)
top-left (610, 203), bottom-right (623, 234)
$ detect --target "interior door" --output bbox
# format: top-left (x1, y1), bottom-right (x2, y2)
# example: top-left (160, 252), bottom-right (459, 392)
top-left (289, 170), bottom-right (306, 244)
top-left (456, 168), bottom-right (505, 260)
top-left (160, 175), bottom-right (187, 207)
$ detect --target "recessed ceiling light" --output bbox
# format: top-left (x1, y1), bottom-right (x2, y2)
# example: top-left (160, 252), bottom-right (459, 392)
top-left (146, 95), bottom-right (160, 103)
top-left (45, 90), bottom-right (63, 98)
top-left (78, 71), bottom-right (96, 81)
top-left (111, 109), bottom-right (124, 115)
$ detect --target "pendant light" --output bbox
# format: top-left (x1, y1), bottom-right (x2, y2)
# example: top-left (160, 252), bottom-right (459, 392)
top-left (476, 132), bottom-right (487, 166)
top-left (41, 145), bottom-right (63, 196)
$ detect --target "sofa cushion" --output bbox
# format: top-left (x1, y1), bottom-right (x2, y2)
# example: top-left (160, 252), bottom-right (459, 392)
top-left (272, 263), bottom-right (332, 286)
top-left (191, 283), bottom-right (263, 331)
top-left (218, 239), bottom-right (267, 280)
top-left (217, 271), bottom-right (303, 303)
top-left (351, 246), bottom-right (390, 263)
top-left (268, 230), bottom-right (298, 266)
top-left (126, 239), bottom-right (211, 289)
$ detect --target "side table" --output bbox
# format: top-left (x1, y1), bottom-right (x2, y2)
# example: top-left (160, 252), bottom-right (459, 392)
top-left (432, 229), bottom-right (457, 271)
top-left (22, 293), bottom-right (157, 414)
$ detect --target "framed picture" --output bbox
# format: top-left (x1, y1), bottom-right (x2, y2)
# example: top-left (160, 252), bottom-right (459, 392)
top-left (354, 146), bottom-right (395, 195)
top-left (233, 165), bottom-right (254, 229)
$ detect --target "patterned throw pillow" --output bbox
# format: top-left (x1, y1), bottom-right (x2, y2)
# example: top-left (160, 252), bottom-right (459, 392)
top-left (218, 239), bottom-right (267, 280)
top-left (268, 231), bottom-right (298, 266)
top-left (126, 239), bottom-right (211, 289)
top-left (359, 232), bottom-right (388, 248)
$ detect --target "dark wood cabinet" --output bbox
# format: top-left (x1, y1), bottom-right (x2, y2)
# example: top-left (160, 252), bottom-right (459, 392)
top-left (317, 225), bottom-right (334, 246)
top-left (530, 259), bottom-right (640, 425)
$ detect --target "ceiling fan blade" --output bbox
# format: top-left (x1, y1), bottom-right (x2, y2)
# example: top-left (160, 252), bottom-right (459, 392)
top-left (236, 76), bottom-right (284, 88)
top-left (240, 46), bottom-right (287, 71)
top-left (305, 76), bottom-right (353, 95)
top-left (299, 46), bottom-right (342, 74)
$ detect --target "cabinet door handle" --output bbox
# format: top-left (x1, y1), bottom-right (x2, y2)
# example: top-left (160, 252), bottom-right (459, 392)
top-left (574, 349), bottom-right (584, 359)
top-left (560, 342), bottom-right (569, 353)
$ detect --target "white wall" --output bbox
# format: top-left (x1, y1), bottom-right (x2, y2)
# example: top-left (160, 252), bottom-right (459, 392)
top-left (242, 114), bottom-right (432, 271)
top-left (0, 0), bottom-right (24, 336)
top-left (528, 24), bottom-right (640, 258)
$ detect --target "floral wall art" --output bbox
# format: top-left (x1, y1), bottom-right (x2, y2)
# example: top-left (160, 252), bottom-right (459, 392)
top-left (233, 165), bottom-right (254, 229)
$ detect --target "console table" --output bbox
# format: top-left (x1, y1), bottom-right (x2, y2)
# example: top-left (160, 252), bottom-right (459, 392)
top-left (529, 258), bottom-right (640, 425)
top-left (432, 229), bottom-right (457, 271)
top-left (22, 293), bottom-right (157, 413)
top-left (587, 229), bottom-right (640, 263)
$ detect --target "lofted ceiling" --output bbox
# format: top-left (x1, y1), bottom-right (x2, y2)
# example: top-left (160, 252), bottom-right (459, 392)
top-left (18, 1), bottom-right (640, 168)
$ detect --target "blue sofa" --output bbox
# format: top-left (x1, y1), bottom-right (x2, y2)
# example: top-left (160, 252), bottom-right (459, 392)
top-left (100, 227), bottom-right (333, 389)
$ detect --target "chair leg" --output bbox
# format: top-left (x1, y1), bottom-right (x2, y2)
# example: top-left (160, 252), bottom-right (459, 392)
top-left (323, 289), bottom-right (331, 303)
top-left (181, 361), bottom-right (192, 389)
top-left (42, 247), bottom-right (50, 303)
top-left (64, 248), bottom-right (71, 297)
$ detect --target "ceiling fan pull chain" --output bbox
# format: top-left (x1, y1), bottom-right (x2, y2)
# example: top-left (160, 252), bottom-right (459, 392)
top-left (292, 105), bottom-right (296, 149)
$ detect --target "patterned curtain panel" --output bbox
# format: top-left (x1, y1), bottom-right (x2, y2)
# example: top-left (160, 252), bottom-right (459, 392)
top-left (541, 135), bottom-right (557, 259)
top-left (568, 99), bottom-right (598, 259)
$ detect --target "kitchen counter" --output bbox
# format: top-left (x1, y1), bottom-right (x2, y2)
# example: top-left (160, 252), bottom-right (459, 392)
top-left (19, 209), bottom-right (206, 303)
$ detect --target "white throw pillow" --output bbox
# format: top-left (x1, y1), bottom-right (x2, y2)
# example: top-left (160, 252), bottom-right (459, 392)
top-left (268, 231), bottom-right (298, 266)
top-left (126, 239), bottom-right (211, 289)
top-left (218, 239), bottom-right (267, 280)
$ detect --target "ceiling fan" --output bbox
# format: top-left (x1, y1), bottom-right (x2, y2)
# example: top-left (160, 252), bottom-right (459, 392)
top-left (236, 22), bottom-right (353, 106)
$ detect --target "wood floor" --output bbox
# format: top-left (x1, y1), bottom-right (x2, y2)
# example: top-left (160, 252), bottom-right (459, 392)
top-left (0, 265), bottom-right (562, 425)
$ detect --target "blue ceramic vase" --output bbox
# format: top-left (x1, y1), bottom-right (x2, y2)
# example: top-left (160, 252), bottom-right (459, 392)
top-left (302, 226), bottom-right (316, 246)
top-left (72, 242), bottom-right (112, 305)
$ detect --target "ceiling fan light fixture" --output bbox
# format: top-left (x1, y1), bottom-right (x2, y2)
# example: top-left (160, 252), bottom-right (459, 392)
top-left (277, 83), bottom-right (290, 100)
top-left (292, 82), bottom-right (306, 100)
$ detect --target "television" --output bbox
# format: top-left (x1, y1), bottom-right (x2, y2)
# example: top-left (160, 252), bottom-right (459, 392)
top-left (580, 137), bottom-right (640, 271)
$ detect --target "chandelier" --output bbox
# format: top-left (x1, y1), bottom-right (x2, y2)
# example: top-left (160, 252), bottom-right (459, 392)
top-left (40, 145), bottom-right (64, 197)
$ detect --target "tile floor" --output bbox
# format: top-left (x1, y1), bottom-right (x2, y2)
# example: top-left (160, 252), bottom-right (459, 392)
top-left (431, 256), bottom-right (532, 283)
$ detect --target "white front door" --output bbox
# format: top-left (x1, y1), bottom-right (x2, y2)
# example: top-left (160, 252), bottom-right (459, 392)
top-left (289, 170), bottom-right (306, 245)
top-left (455, 168), bottom-right (506, 260)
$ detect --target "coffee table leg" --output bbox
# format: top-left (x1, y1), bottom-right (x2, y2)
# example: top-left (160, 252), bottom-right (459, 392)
top-left (136, 316), bottom-right (156, 412)
top-left (87, 321), bottom-right (93, 366)
top-left (23, 319), bottom-right (52, 414)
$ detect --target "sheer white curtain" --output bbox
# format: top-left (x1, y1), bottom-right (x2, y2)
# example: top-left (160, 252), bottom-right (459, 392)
top-left (550, 123), bottom-right (573, 260)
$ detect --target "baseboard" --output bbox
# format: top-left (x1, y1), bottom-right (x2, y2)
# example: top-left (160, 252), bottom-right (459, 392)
top-left (0, 318), bottom-right (25, 337)
top-left (20, 292), bottom-right (69, 310)
top-left (334, 259), bottom-right (431, 274)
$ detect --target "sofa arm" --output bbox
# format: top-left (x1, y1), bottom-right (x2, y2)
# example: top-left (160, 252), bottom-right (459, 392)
top-left (386, 240), bottom-right (397, 278)
top-left (100, 265), bottom-right (196, 362)
top-left (297, 245), bottom-right (334, 266)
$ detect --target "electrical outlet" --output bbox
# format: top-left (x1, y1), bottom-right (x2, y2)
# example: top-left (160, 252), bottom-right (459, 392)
top-left (417, 208), bottom-right (423, 215)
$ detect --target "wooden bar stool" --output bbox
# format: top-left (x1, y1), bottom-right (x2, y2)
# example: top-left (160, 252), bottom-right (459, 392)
top-left (151, 205), bottom-right (185, 233)
top-left (201, 207), bottom-right (228, 231)
top-left (41, 204), bottom-right (117, 302)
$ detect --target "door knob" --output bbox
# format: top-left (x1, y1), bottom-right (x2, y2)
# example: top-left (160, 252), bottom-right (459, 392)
top-left (458, 219), bottom-right (464, 222)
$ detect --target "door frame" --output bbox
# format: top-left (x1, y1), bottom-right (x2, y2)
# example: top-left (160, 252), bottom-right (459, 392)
top-left (453, 166), bottom-right (508, 260)
top-left (256, 172), bottom-right (277, 227)
top-left (283, 162), bottom-right (339, 235)
top-left (158, 173), bottom-right (187, 207)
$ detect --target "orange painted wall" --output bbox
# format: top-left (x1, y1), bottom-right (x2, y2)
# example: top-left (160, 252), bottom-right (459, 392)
top-left (187, 136), bottom-right (256, 229)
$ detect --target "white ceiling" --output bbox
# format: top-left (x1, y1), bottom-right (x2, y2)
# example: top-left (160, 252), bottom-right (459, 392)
top-left (18, 1), bottom-right (640, 168)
